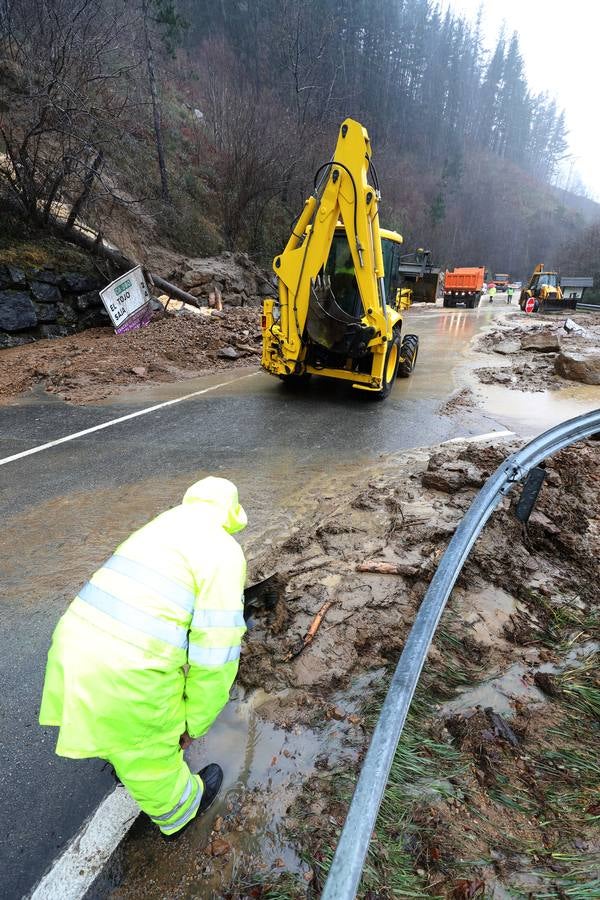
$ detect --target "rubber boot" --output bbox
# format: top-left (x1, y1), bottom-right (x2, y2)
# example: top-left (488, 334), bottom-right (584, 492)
top-left (197, 763), bottom-right (223, 816)
top-left (162, 763), bottom-right (223, 842)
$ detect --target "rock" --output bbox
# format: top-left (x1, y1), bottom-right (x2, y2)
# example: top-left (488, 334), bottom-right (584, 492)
top-left (33, 302), bottom-right (58, 323)
top-left (39, 324), bottom-right (70, 339)
top-left (76, 290), bottom-right (102, 311)
top-left (259, 280), bottom-right (275, 296)
top-left (31, 269), bottom-right (61, 285)
top-left (31, 281), bottom-right (62, 303)
top-left (520, 331), bottom-right (560, 352)
top-left (0, 266), bottom-right (12, 290)
top-left (217, 346), bottom-right (239, 359)
top-left (207, 837), bottom-right (231, 857)
top-left (131, 366), bottom-right (147, 377)
top-left (563, 318), bottom-right (587, 336)
top-left (0, 332), bottom-right (35, 348)
top-left (7, 266), bottom-right (27, 286)
top-left (0, 290), bottom-right (37, 331)
top-left (494, 370), bottom-right (512, 384)
top-left (555, 347), bottom-right (600, 385)
top-left (494, 339), bottom-right (520, 355)
top-left (79, 308), bottom-right (110, 329)
top-left (60, 272), bottom-right (102, 293)
top-left (57, 301), bottom-right (78, 325)
top-left (181, 270), bottom-right (215, 288)
top-left (222, 293), bottom-right (243, 307)
top-left (422, 463), bottom-right (478, 493)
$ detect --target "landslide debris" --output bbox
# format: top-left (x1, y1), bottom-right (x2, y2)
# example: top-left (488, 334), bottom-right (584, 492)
top-left (242, 439), bottom-right (599, 701)
top-left (230, 437), bottom-right (599, 898)
top-left (475, 310), bottom-right (600, 391)
top-left (0, 307), bottom-right (261, 404)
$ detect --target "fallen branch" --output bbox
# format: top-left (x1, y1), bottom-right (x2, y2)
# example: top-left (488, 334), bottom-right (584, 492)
top-left (284, 599), bottom-right (334, 661)
top-left (356, 560), bottom-right (419, 576)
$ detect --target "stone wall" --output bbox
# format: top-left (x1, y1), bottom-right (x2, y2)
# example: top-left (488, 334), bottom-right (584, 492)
top-left (0, 265), bottom-right (110, 348)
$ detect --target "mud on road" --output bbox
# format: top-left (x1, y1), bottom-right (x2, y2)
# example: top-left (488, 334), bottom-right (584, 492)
top-left (0, 307), bottom-right (261, 405)
top-left (109, 436), bottom-right (600, 899)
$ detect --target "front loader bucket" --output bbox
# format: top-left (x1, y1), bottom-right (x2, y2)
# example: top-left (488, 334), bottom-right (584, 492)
top-left (539, 296), bottom-right (578, 314)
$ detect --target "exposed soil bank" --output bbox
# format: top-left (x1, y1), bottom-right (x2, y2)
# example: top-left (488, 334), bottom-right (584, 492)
top-left (0, 307), bottom-right (261, 405)
top-left (108, 435), bottom-right (599, 899)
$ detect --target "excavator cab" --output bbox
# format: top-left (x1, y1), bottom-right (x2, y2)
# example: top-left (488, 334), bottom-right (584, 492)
top-left (261, 119), bottom-right (419, 400)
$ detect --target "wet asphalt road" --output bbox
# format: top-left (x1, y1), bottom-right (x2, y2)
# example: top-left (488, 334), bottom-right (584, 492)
top-left (0, 305), bottom-right (519, 897)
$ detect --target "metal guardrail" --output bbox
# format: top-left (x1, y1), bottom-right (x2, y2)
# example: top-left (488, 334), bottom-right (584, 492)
top-left (322, 409), bottom-right (600, 899)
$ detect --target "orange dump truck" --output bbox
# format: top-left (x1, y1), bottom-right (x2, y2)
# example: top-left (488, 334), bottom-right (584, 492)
top-left (443, 267), bottom-right (485, 309)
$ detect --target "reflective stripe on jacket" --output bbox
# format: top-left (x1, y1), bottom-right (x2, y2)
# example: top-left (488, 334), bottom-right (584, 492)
top-left (39, 477), bottom-right (247, 758)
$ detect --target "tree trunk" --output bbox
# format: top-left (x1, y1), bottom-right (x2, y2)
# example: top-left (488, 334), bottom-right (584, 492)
top-left (65, 150), bottom-right (104, 231)
top-left (142, 0), bottom-right (170, 202)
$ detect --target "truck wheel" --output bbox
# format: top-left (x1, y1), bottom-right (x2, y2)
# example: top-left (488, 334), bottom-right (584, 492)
top-left (374, 332), bottom-right (401, 400)
top-left (443, 296), bottom-right (452, 308)
top-left (397, 333), bottom-right (419, 378)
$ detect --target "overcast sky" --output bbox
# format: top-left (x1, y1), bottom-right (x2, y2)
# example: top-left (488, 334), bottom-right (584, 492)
top-left (445, 0), bottom-right (599, 200)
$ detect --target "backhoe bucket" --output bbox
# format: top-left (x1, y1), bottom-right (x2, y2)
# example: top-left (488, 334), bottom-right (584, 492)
top-left (306, 284), bottom-right (374, 356)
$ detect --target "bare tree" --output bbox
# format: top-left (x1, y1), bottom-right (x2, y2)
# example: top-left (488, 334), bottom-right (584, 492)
top-left (0, 0), bottom-right (138, 229)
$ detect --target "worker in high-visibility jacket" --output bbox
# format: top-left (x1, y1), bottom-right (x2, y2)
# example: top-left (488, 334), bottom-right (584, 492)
top-left (39, 477), bottom-right (247, 838)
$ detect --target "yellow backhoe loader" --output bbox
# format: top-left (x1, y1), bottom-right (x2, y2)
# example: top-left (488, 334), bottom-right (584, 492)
top-left (519, 264), bottom-right (575, 313)
top-left (261, 118), bottom-right (419, 400)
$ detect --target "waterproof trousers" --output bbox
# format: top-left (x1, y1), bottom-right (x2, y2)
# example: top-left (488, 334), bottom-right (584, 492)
top-left (108, 737), bottom-right (203, 835)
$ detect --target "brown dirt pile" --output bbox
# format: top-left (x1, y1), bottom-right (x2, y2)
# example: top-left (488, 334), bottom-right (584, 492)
top-left (475, 310), bottom-right (600, 391)
top-left (0, 307), bottom-right (261, 404)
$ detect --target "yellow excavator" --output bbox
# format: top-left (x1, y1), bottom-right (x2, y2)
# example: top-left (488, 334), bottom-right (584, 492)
top-left (261, 118), bottom-right (419, 400)
top-left (519, 264), bottom-right (575, 313)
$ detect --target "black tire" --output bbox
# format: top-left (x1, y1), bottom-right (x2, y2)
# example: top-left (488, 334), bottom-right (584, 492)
top-left (466, 297), bottom-right (475, 309)
top-left (279, 372), bottom-right (311, 390)
top-left (374, 331), bottom-right (401, 400)
top-left (397, 333), bottom-right (419, 378)
top-left (443, 295), bottom-right (454, 308)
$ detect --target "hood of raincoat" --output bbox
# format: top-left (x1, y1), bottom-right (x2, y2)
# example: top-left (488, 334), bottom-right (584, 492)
top-left (182, 476), bottom-right (247, 534)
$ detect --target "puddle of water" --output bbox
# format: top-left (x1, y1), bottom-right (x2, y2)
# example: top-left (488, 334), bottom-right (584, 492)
top-left (441, 642), bottom-right (599, 719)
top-left (97, 676), bottom-right (367, 900)
top-left (467, 381), bottom-right (600, 434)
top-left (441, 662), bottom-right (547, 717)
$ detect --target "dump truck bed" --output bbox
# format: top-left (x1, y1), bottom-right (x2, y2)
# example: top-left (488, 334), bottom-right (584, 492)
top-left (444, 268), bottom-right (485, 291)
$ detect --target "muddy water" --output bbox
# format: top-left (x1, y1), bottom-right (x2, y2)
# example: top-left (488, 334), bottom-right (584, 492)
top-left (98, 677), bottom-right (367, 900)
top-left (441, 642), bottom-right (599, 719)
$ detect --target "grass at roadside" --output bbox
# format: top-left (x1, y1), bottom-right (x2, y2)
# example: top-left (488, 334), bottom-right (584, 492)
top-left (226, 641), bottom-right (599, 899)
top-left (0, 206), bottom-right (99, 272)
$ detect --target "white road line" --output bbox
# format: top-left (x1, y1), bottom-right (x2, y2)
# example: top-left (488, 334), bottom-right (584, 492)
top-left (0, 371), bottom-right (259, 467)
top-left (29, 787), bottom-right (139, 900)
top-left (442, 429), bottom-right (515, 445)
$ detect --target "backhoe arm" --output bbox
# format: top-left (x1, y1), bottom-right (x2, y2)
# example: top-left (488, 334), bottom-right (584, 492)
top-left (265, 119), bottom-right (389, 374)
